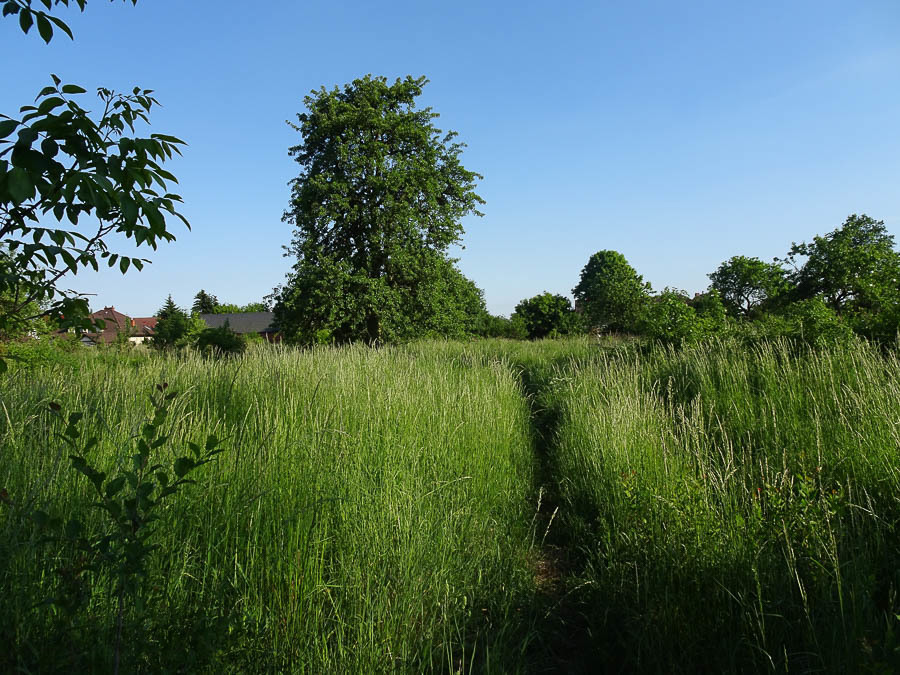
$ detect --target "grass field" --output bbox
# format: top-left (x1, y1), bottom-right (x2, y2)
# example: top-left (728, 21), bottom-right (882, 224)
top-left (2, 338), bottom-right (899, 672)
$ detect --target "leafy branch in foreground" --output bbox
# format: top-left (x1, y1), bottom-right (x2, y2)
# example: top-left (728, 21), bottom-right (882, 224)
top-left (27, 384), bottom-right (224, 673)
top-left (3, 0), bottom-right (137, 44)
top-left (0, 76), bottom-right (189, 353)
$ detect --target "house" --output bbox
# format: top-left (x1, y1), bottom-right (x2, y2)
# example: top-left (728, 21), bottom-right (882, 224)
top-left (199, 312), bottom-right (280, 342)
top-left (79, 306), bottom-right (158, 346)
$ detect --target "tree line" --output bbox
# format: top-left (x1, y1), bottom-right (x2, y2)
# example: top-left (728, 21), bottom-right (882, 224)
top-left (2, 1), bottom-right (898, 355)
top-left (507, 213), bottom-right (900, 345)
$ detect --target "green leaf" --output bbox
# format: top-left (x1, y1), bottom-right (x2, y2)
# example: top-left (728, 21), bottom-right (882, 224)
top-left (37, 96), bottom-right (65, 114)
top-left (18, 8), bottom-right (33, 33)
top-left (205, 435), bottom-right (219, 452)
top-left (119, 256), bottom-right (130, 274)
top-left (105, 476), bottom-right (126, 499)
top-left (32, 510), bottom-right (49, 528)
top-left (7, 167), bottom-right (35, 205)
top-left (173, 457), bottom-right (194, 478)
top-left (40, 137), bottom-right (58, 158)
top-left (61, 83), bottom-right (86, 95)
top-left (47, 15), bottom-right (73, 40)
top-left (0, 119), bottom-right (17, 140)
top-left (36, 13), bottom-right (52, 43)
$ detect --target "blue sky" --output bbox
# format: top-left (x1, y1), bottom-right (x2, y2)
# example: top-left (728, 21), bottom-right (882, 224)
top-left (4, 0), bottom-right (900, 316)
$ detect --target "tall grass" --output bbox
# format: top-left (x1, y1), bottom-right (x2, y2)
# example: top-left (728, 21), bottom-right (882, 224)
top-left (4, 336), bottom-right (898, 672)
top-left (545, 338), bottom-right (900, 671)
top-left (0, 344), bottom-right (536, 672)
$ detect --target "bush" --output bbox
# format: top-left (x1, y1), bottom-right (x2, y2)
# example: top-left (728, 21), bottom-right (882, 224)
top-left (1, 334), bottom-right (82, 370)
top-left (783, 297), bottom-right (854, 346)
top-left (639, 289), bottom-right (713, 345)
top-left (475, 313), bottom-right (528, 340)
top-left (196, 324), bottom-right (246, 357)
top-left (513, 292), bottom-right (581, 340)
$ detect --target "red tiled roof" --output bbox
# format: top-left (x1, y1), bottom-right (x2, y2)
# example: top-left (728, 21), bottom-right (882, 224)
top-left (83, 307), bottom-right (157, 343)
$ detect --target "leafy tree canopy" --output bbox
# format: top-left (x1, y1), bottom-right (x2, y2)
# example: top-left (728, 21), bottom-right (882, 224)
top-left (212, 301), bottom-right (269, 314)
top-left (572, 250), bottom-right (650, 332)
top-left (513, 292), bottom-right (580, 340)
top-left (781, 214), bottom-right (900, 313)
top-left (274, 74), bottom-right (485, 344)
top-left (708, 255), bottom-right (787, 318)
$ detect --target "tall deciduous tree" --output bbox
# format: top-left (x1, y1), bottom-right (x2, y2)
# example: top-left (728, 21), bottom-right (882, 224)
top-left (572, 250), bottom-right (650, 332)
top-left (781, 214), bottom-right (900, 314)
top-left (274, 75), bottom-right (485, 344)
top-left (708, 255), bottom-right (787, 317)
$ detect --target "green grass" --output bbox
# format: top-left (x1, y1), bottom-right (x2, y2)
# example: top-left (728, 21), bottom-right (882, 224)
top-left (542, 338), bottom-right (900, 672)
top-left (0, 344), bottom-right (536, 672)
top-left (2, 337), bottom-right (899, 672)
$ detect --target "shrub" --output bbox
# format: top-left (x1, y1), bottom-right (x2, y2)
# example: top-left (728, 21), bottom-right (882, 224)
top-left (639, 289), bottom-right (711, 345)
top-left (196, 324), bottom-right (246, 357)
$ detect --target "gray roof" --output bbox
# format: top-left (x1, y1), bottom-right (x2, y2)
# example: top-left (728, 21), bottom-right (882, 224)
top-left (199, 312), bottom-right (276, 334)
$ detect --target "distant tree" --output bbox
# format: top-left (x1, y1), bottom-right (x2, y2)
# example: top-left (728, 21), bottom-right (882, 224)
top-left (573, 250), bottom-right (650, 332)
top-left (212, 301), bottom-right (269, 314)
top-left (780, 214), bottom-right (900, 314)
top-left (155, 294), bottom-right (181, 320)
top-left (476, 313), bottom-right (528, 340)
top-left (192, 289), bottom-right (218, 314)
top-left (275, 74), bottom-right (484, 344)
top-left (513, 292), bottom-right (579, 340)
top-left (708, 255), bottom-right (788, 318)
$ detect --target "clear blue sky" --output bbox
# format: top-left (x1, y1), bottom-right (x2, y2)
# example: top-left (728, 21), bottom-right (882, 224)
top-left (5, 0), bottom-right (900, 317)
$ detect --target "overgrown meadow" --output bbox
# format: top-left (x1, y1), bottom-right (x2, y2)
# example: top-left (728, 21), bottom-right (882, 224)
top-left (1, 338), bottom-right (899, 672)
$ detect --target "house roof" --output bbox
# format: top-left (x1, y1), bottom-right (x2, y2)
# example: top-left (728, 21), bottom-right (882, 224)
top-left (199, 312), bottom-right (276, 334)
top-left (82, 307), bottom-right (157, 343)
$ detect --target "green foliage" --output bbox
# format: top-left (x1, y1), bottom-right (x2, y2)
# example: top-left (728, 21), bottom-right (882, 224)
top-left (191, 289), bottom-right (218, 314)
top-left (782, 214), bottom-right (900, 314)
top-left (476, 312), bottom-right (528, 339)
top-left (0, 0), bottom-right (186, 363)
top-left (1, 332), bottom-right (80, 369)
top-left (572, 250), bottom-right (650, 332)
top-left (276, 74), bottom-right (485, 344)
top-left (639, 288), bottom-right (711, 345)
top-left (196, 322), bottom-right (246, 357)
top-left (0, 78), bottom-right (187, 339)
top-left (32, 385), bottom-right (223, 672)
top-left (155, 294), bottom-right (179, 320)
top-left (3, 1), bottom-right (138, 44)
top-left (513, 292), bottom-right (580, 340)
top-left (151, 296), bottom-right (202, 350)
top-left (783, 296), bottom-right (854, 346)
top-left (708, 255), bottom-right (788, 317)
top-left (211, 301), bottom-right (268, 314)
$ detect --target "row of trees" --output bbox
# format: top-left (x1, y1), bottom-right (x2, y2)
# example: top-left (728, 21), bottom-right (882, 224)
top-left (2, 6), bottom-right (895, 354)
top-left (190, 289), bottom-right (268, 315)
top-left (509, 214), bottom-right (900, 345)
